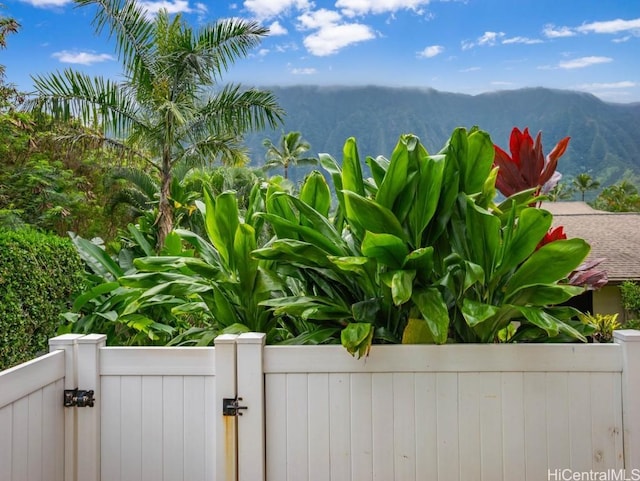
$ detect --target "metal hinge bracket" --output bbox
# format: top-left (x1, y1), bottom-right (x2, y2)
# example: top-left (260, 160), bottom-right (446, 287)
top-left (64, 388), bottom-right (95, 408)
top-left (222, 396), bottom-right (247, 416)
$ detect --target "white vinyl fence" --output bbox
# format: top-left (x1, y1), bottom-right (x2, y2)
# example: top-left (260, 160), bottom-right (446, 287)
top-left (1, 330), bottom-right (640, 481)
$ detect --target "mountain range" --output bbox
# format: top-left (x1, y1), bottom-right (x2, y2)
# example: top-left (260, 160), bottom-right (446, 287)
top-left (244, 86), bottom-right (640, 188)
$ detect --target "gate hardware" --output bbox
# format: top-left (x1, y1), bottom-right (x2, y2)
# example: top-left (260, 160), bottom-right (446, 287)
top-left (223, 397), bottom-right (247, 416)
top-left (64, 388), bottom-right (95, 408)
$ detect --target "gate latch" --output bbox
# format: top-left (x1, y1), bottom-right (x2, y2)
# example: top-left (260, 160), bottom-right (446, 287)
top-left (222, 396), bottom-right (247, 416)
top-left (64, 388), bottom-right (95, 408)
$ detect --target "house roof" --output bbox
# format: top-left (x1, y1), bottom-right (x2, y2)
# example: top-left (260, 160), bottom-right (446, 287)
top-left (541, 202), bottom-right (640, 282)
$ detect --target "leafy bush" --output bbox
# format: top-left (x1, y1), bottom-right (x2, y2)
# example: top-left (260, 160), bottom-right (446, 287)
top-left (578, 313), bottom-right (619, 342)
top-left (0, 229), bottom-right (83, 369)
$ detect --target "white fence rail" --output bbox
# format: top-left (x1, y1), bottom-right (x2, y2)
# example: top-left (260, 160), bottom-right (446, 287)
top-left (1, 330), bottom-right (640, 481)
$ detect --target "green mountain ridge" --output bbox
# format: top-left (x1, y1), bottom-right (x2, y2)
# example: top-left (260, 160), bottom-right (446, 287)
top-left (244, 85), bottom-right (640, 187)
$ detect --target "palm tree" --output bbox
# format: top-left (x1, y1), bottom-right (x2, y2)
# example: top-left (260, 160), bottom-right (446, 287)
top-left (572, 173), bottom-right (600, 201)
top-left (30, 0), bottom-right (283, 247)
top-left (262, 131), bottom-right (316, 180)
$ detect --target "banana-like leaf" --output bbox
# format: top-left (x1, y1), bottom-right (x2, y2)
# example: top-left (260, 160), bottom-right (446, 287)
top-left (234, 223), bottom-right (257, 293)
top-left (366, 155), bottom-right (389, 187)
top-left (253, 239), bottom-right (334, 268)
top-left (504, 238), bottom-right (590, 299)
top-left (361, 231), bottom-right (408, 268)
top-left (411, 287), bottom-right (449, 344)
top-left (341, 322), bottom-right (373, 358)
top-left (497, 207), bottom-right (552, 275)
top-left (513, 305), bottom-right (560, 337)
top-left (71, 234), bottom-right (124, 280)
top-left (375, 135), bottom-right (413, 211)
top-left (72, 281), bottom-right (121, 311)
top-left (508, 284), bottom-right (584, 306)
top-left (175, 229), bottom-right (223, 267)
top-left (299, 171), bottom-right (331, 218)
top-left (407, 154), bottom-right (445, 248)
top-left (402, 317), bottom-right (436, 344)
top-left (461, 299), bottom-right (499, 327)
top-left (463, 129), bottom-right (494, 194)
top-left (341, 137), bottom-right (365, 196)
top-left (465, 200), bottom-right (501, 278)
top-left (204, 190), bottom-right (239, 268)
top-left (342, 190), bottom-right (407, 242)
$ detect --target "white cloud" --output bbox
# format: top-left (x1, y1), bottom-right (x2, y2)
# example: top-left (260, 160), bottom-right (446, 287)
top-left (417, 45), bottom-right (443, 58)
top-left (297, 8), bottom-right (376, 56)
top-left (576, 18), bottom-right (640, 35)
top-left (304, 22), bottom-right (375, 56)
top-left (244, 0), bottom-right (311, 19)
top-left (502, 36), bottom-right (543, 45)
top-left (138, 0), bottom-right (194, 15)
top-left (268, 21), bottom-right (288, 36)
top-left (459, 66), bottom-right (480, 72)
top-left (298, 9), bottom-right (343, 30)
top-left (336, 0), bottom-right (430, 17)
top-left (613, 35), bottom-right (632, 43)
top-left (52, 50), bottom-right (115, 65)
top-left (575, 81), bottom-right (636, 90)
top-left (19, 0), bottom-right (70, 7)
top-left (543, 24), bottom-right (576, 38)
top-left (291, 67), bottom-right (317, 75)
top-left (558, 56), bottom-right (613, 69)
top-left (462, 31), bottom-right (505, 50)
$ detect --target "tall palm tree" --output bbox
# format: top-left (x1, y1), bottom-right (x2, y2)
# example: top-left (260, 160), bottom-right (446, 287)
top-left (262, 131), bottom-right (316, 180)
top-left (30, 0), bottom-right (283, 247)
top-left (572, 173), bottom-right (600, 201)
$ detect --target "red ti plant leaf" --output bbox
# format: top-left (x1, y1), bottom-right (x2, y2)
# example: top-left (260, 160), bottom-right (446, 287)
top-left (568, 257), bottom-right (608, 290)
top-left (536, 226), bottom-right (567, 250)
top-left (494, 127), bottom-right (570, 198)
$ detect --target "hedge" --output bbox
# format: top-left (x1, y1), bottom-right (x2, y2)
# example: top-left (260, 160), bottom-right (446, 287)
top-left (0, 229), bottom-right (84, 370)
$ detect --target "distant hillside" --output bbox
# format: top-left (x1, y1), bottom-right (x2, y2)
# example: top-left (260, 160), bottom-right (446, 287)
top-left (244, 86), bottom-right (640, 187)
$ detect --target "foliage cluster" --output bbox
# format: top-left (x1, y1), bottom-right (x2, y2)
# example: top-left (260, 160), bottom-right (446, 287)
top-left (0, 229), bottom-right (83, 369)
top-left (620, 281), bottom-right (640, 327)
top-left (61, 127), bottom-right (598, 356)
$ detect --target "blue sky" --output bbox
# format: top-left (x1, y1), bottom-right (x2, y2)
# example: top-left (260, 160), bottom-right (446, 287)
top-left (3, 0), bottom-right (640, 103)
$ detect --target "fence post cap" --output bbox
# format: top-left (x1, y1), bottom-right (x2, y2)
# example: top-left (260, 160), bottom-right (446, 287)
top-left (214, 333), bottom-right (239, 345)
top-left (613, 329), bottom-right (640, 342)
top-left (237, 332), bottom-right (266, 345)
top-left (77, 334), bottom-right (107, 344)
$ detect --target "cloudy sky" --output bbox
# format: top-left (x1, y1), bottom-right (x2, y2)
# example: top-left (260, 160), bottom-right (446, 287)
top-left (3, 0), bottom-right (640, 103)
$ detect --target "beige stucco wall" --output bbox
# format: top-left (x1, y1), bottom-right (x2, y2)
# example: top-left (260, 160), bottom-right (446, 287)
top-left (593, 284), bottom-right (625, 320)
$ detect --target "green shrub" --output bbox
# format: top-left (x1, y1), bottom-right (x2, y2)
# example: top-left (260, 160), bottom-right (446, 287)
top-left (0, 229), bottom-right (83, 370)
top-left (620, 281), bottom-right (640, 319)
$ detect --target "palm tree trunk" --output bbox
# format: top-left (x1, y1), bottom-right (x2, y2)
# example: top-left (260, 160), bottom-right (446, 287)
top-left (156, 150), bottom-right (173, 249)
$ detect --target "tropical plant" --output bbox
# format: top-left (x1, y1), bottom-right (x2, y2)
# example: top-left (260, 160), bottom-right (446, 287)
top-left (546, 182), bottom-right (575, 201)
top-left (620, 281), bottom-right (640, 319)
top-left (30, 0), bottom-right (283, 247)
top-left (0, 5), bottom-right (18, 80)
top-left (255, 129), bottom-right (593, 356)
top-left (592, 180), bottom-right (640, 212)
top-left (262, 131), bottom-right (317, 180)
top-left (572, 173), bottom-right (600, 201)
top-left (493, 127), bottom-right (570, 199)
top-left (578, 313), bottom-right (619, 343)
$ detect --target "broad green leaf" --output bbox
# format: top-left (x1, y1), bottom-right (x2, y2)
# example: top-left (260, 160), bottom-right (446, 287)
top-left (504, 238), bottom-right (590, 299)
top-left (461, 299), bottom-right (499, 327)
top-left (390, 269), bottom-right (415, 306)
top-left (407, 154), bottom-right (445, 247)
top-left (162, 231), bottom-right (183, 256)
top-left (253, 239), bottom-right (334, 268)
top-left (402, 317), bottom-right (436, 344)
top-left (465, 200), bottom-right (501, 278)
top-left (71, 235), bottom-right (123, 280)
top-left (341, 322), bottom-right (374, 358)
top-left (366, 155), bottom-right (389, 187)
top-left (376, 135), bottom-right (412, 210)
top-left (329, 256), bottom-right (372, 277)
top-left (508, 284), bottom-right (584, 306)
top-left (497, 207), bottom-right (552, 275)
top-left (256, 213), bottom-right (345, 256)
top-left (352, 299), bottom-right (380, 323)
top-left (299, 171), bottom-right (331, 217)
top-left (514, 305), bottom-right (560, 337)
top-left (234, 223), bottom-right (257, 293)
top-left (463, 129), bottom-right (494, 194)
top-left (127, 224), bottom-right (154, 256)
top-left (342, 190), bottom-right (406, 241)
top-left (411, 287), bottom-right (449, 344)
top-left (204, 190), bottom-right (239, 268)
top-left (72, 282), bottom-right (121, 311)
top-left (361, 231), bottom-right (409, 268)
top-left (341, 137), bottom-right (365, 196)
top-left (175, 229), bottom-right (222, 267)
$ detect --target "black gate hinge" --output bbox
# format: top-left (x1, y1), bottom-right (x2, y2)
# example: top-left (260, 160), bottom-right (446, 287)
top-left (64, 388), bottom-right (95, 408)
top-left (222, 396), bottom-right (247, 416)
